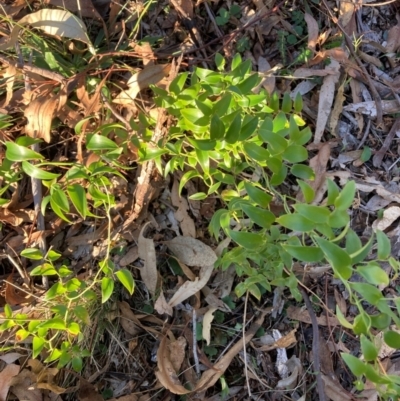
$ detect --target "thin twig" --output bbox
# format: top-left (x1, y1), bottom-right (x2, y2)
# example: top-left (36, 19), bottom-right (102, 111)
top-left (192, 307), bottom-right (201, 376)
top-left (299, 286), bottom-right (326, 401)
top-left (242, 291), bottom-right (251, 397)
top-left (356, 118), bottom-right (371, 150)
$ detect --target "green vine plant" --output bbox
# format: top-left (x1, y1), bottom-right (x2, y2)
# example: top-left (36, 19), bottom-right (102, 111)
top-left (0, 52), bottom-right (399, 399)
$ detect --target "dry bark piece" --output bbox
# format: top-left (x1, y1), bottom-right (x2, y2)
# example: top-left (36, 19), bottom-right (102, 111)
top-left (372, 206), bottom-right (400, 232)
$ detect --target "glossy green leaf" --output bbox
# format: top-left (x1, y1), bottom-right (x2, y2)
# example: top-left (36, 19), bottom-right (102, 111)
top-left (282, 145), bottom-right (308, 163)
top-left (294, 91), bottom-right (303, 113)
top-left (101, 277), bottom-right (114, 303)
top-left (294, 204), bottom-right (330, 224)
top-left (21, 248), bottom-right (43, 260)
top-left (72, 356), bottom-right (83, 372)
top-left (357, 262), bottom-right (389, 286)
top-left (45, 283), bottom-right (66, 300)
top-left (297, 180), bottom-right (315, 203)
top-left (315, 238), bottom-right (352, 279)
top-left (341, 353), bottom-right (366, 376)
top-left (283, 245), bottom-right (324, 262)
top-left (360, 334), bottom-right (378, 362)
top-left (116, 269), bottom-right (135, 295)
top-left (224, 113), bottom-right (241, 144)
top-left (52, 188), bottom-right (69, 212)
top-left (270, 164), bottom-right (287, 186)
top-left (73, 305), bottom-right (90, 325)
top-left (67, 184), bottom-right (88, 219)
top-left (277, 213), bottom-right (314, 232)
top-left (87, 134), bottom-right (118, 151)
top-left (282, 92), bottom-right (292, 113)
top-left (4, 304), bottom-right (12, 319)
top-left (350, 234), bottom-right (374, 264)
top-left (241, 204), bottom-right (275, 229)
top-left (67, 322), bottom-right (80, 335)
top-left (334, 180), bottom-right (356, 211)
top-left (39, 318), bottom-right (66, 330)
top-left (213, 93), bottom-right (232, 117)
top-left (370, 313), bottom-right (391, 330)
top-left (210, 114), bottom-right (225, 140)
top-left (236, 73), bottom-right (260, 94)
top-left (5, 142), bottom-right (43, 161)
top-left (228, 230), bottom-right (264, 250)
top-left (336, 306), bottom-right (353, 329)
top-left (244, 182), bottom-right (272, 208)
top-left (30, 263), bottom-right (57, 276)
top-left (384, 330), bottom-right (400, 349)
top-left (290, 164), bottom-right (315, 180)
top-left (259, 130), bottom-right (287, 154)
top-left (345, 229), bottom-right (362, 255)
top-left (326, 179), bottom-right (340, 205)
top-left (239, 116), bottom-right (259, 141)
top-left (328, 209), bottom-right (349, 228)
top-left (376, 230), bottom-right (391, 260)
top-left (33, 337), bottom-right (46, 358)
top-left (22, 161), bottom-right (60, 180)
top-left (215, 53), bottom-right (225, 70)
top-left (243, 142), bottom-right (269, 162)
top-left (351, 283), bottom-right (383, 305)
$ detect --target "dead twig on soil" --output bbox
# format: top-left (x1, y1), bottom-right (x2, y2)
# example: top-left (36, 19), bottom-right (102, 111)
top-left (372, 117), bottom-right (400, 167)
top-left (299, 286), bottom-right (327, 401)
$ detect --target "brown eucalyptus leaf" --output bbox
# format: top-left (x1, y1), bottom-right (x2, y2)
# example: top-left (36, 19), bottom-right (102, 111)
top-left (0, 364), bottom-right (20, 401)
top-left (305, 13), bottom-right (318, 51)
top-left (138, 222), bottom-right (158, 297)
top-left (165, 237), bottom-right (217, 267)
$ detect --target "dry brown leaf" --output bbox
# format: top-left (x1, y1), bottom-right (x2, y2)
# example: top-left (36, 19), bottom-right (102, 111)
top-left (258, 56), bottom-right (275, 94)
top-left (132, 42), bottom-right (154, 66)
top-left (321, 374), bottom-right (352, 401)
top-left (3, 63), bottom-right (17, 108)
top-left (293, 68), bottom-right (338, 78)
top-left (24, 96), bottom-right (60, 143)
top-left (10, 369), bottom-right (42, 401)
top-left (338, 0), bottom-right (354, 29)
top-left (386, 22), bottom-right (400, 53)
top-left (202, 307), bottom-right (217, 346)
top-left (343, 99), bottom-right (400, 117)
top-left (5, 275), bottom-right (31, 306)
top-left (138, 222), bottom-right (158, 297)
top-left (154, 290), bottom-right (173, 316)
top-left (78, 378), bottom-right (104, 401)
top-left (165, 237), bottom-right (217, 267)
top-left (253, 329), bottom-right (297, 351)
top-left (314, 59), bottom-right (340, 143)
top-left (156, 308), bottom-right (268, 394)
top-left (171, 179), bottom-right (196, 238)
top-left (113, 64), bottom-right (171, 104)
top-left (118, 301), bottom-right (141, 336)
top-left (44, 0), bottom-right (102, 20)
top-left (0, 353), bottom-right (23, 364)
top-left (0, 0), bottom-right (27, 16)
top-left (168, 263), bottom-right (214, 308)
top-left (0, 364), bottom-right (20, 401)
top-left (286, 305), bottom-right (339, 326)
top-left (304, 13), bottom-right (318, 51)
top-left (276, 356), bottom-right (302, 390)
top-left (168, 336), bottom-right (187, 372)
top-left (119, 246), bottom-right (139, 267)
top-left (328, 80), bottom-right (345, 135)
top-left (372, 206), bottom-right (400, 231)
top-left (155, 336), bottom-right (190, 395)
